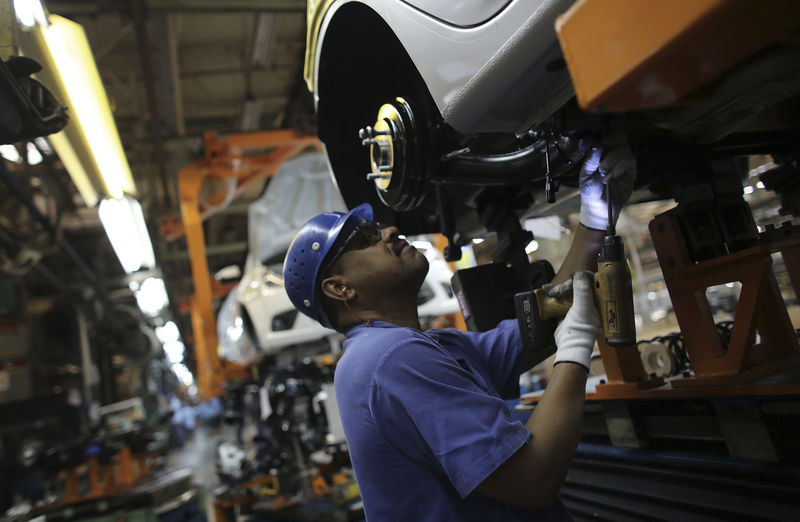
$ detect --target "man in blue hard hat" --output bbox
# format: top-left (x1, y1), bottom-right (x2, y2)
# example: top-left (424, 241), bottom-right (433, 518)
top-left (283, 134), bottom-right (635, 521)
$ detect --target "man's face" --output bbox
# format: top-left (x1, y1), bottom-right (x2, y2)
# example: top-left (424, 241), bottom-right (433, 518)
top-left (330, 222), bottom-right (429, 295)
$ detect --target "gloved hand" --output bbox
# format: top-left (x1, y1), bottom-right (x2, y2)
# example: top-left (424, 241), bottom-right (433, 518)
top-left (553, 270), bottom-right (602, 370)
top-left (542, 278), bottom-right (572, 300)
top-left (578, 130), bottom-right (637, 231)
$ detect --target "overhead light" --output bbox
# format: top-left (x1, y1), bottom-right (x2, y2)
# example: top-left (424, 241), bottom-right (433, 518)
top-left (98, 197), bottom-right (155, 273)
top-left (171, 363), bottom-right (194, 386)
top-left (26, 142), bottom-right (43, 165)
top-left (525, 240), bottom-right (539, 254)
top-left (135, 277), bottom-right (170, 316)
top-left (13, 0), bottom-right (48, 29)
top-left (163, 341), bottom-right (185, 364)
top-left (33, 137), bottom-right (52, 155)
top-left (16, 12), bottom-right (137, 206)
top-left (0, 144), bottom-right (22, 163)
top-left (240, 95), bottom-right (261, 132)
top-left (155, 320), bottom-right (180, 344)
top-left (251, 12), bottom-right (275, 67)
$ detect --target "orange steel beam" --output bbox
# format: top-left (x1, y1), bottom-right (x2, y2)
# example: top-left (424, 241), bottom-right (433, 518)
top-left (168, 130), bottom-right (323, 240)
top-left (178, 130), bottom-right (322, 399)
top-left (556, 0), bottom-right (800, 111)
top-left (433, 234), bottom-right (467, 331)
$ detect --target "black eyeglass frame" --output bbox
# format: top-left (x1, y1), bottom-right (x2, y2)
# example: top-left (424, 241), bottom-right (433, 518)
top-left (321, 220), bottom-right (387, 274)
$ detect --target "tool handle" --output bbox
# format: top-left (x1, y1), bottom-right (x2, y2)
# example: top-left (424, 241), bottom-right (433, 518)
top-left (514, 289), bottom-right (562, 365)
top-left (594, 261), bottom-right (636, 346)
top-left (532, 287), bottom-right (573, 320)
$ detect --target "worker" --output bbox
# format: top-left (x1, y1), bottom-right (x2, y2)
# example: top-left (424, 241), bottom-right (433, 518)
top-left (283, 132), bottom-right (636, 521)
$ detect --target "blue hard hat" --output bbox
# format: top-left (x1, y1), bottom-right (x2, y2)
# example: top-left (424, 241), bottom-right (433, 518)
top-left (283, 203), bottom-right (374, 328)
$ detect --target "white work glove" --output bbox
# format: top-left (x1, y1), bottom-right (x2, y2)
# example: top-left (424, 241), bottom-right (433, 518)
top-left (542, 278), bottom-right (572, 300)
top-left (578, 130), bottom-right (637, 231)
top-left (553, 270), bottom-right (602, 371)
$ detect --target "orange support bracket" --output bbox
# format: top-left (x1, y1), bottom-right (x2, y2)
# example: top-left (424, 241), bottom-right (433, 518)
top-left (649, 212), bottom-right (800, 387)
top-left (177, 130), bottom-right (323, 399)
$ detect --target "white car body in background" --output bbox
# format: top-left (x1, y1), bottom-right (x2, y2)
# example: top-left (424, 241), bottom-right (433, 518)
top-left (218, 153), bottom-right (460, 364)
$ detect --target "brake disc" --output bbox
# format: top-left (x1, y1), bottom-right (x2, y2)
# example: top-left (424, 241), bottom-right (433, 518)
top-left (358, 97), bottom-right (428, 212)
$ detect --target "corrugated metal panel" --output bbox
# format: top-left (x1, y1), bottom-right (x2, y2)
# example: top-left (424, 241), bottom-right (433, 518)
top-left (562, 444), bottom-right (800, 521)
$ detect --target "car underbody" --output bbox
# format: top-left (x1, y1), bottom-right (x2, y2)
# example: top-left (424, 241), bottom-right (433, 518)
top-left (311, 2), bottom-right (800, 264)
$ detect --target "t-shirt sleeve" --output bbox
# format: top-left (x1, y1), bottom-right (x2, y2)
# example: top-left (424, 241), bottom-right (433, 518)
top-left (434, 319), bottom-right (525, 398)
top-left (370, 338), bottom-right (531, 498)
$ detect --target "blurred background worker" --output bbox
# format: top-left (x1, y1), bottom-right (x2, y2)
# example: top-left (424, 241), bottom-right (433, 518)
top-left (282, 136), bottom-right (635, 520)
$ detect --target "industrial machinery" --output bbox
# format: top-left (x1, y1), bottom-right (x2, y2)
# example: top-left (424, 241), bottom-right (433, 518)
top-left (302, 3), bottom-right (800, 518)
top-left (211, 359), bottom-right (362, 522)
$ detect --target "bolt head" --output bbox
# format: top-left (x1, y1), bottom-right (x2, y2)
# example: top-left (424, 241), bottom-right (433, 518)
top-left (303, 299), bottom-right (311, 307)
top-left (312, 242), bottom-right (320, 251)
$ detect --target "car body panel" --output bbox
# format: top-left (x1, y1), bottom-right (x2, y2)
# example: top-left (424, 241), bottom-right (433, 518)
top-left (413, 241), bottom-right (461, 318)
top-left (401, 0), bottom-right (511, 27)
top-left (237, 263), bottom-right (335, 354)
top-left (306, 0), bottom-right (574, 132)
top-left (247, 153), bottom-right (346, 265)
top-left (217, 285), bottom-right (261, 366)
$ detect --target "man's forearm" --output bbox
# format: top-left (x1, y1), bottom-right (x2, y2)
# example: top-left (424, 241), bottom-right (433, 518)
top-left (476, 362), bottom-right (588, 509)
top-left (552, 224), bottom-right (604, 284)
top-left (525, 362), bottom-right (587, 491)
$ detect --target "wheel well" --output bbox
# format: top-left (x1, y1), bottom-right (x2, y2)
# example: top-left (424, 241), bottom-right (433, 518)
top-left (316, 3), bottom-right (439, 233)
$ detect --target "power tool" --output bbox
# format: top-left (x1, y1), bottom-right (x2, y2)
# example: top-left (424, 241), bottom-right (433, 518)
top-left (593, 182), bottom-right (636, 346)
top-left (515, 180), bottom-right (636, 351)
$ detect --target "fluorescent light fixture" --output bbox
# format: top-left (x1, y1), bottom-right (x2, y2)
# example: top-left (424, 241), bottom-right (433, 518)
top-left (472, 238), bottom-right (484, 244)
top-left (33, 137), bottom-right (52, 155)
top-left (171, 363), bottom-right (194, 386)
top-left (744, 185), bottom-right (754, 195)
top-left (13, 0), bottom-right (48, 29)
top-left (251, 13), bottom-right (275, 67)
top-left (163, 341), bottom-right (185, 364)
top-left (155, 320), bottom-right (180, 344)
top-left (135, 277), bottom-right (169, 316)
top-left (98, 197), bottom-right (155, 273)
top-left (26, 142), bottom-right (43, 165)
top-left (240, 95), bottom-right (262, 132)
top-left (0, 144), bottom-right (22, 163)
top-left (16, 13), bottom-right (137, 206)
top-left (47, 131), bottom-right (99, 205)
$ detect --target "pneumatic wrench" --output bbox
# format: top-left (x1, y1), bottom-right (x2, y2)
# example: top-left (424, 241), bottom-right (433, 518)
top-left (515, 182), bottom-right (636, 353)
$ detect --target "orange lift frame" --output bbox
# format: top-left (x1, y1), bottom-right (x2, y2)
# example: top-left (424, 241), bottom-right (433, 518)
top-left (172, 130), bottom-right (322, 399)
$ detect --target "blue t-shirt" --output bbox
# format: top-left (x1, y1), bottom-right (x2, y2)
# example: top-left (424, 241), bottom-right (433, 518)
top-left (334, 319), bottom-right (572, 521)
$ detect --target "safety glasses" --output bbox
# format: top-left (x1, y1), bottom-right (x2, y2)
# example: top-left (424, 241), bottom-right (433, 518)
top-left (323, 220), bottom-right (387, 272)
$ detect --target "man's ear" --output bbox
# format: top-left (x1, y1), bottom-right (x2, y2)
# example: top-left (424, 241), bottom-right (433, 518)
top-left (320, 276), bottom-right (353, 302)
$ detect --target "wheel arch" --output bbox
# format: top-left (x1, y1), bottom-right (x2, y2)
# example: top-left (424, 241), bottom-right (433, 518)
top-left (314, 2), bottom-right (439, 233)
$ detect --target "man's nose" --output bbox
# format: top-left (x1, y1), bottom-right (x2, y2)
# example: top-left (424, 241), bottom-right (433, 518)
top-left (382, 225), bottom-right (400, 241)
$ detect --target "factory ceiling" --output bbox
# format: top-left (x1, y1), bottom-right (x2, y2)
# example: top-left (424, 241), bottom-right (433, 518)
top-left (1, 0), bottom-right (315, 369)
